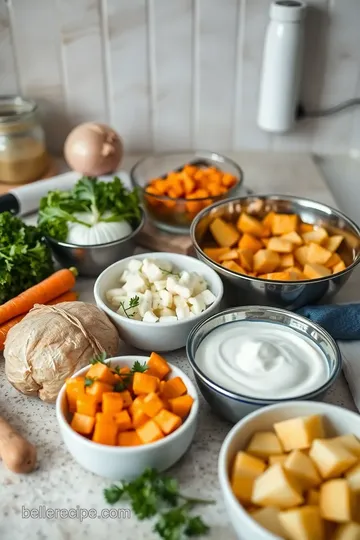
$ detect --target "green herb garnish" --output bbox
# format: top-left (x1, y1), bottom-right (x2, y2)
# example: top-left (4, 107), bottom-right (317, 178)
top-left (119, 295), bottom-right (140, 318)
top-left (160, 268), bottom-right (180, 278)
top-left (84, 376), bottom-right (96, 387)
top-left (0, 212), bottom-right (54, 304)
top-left (113, 359), bottom-right (148, 392)
top-left (131, 360), bottom-right (148, 374)
top-left (90, 352), bottom-right (108, 365)
top-left (38, 176), bottom-right (141, 241)
top-left (104, 468), bottom-right (213, 539)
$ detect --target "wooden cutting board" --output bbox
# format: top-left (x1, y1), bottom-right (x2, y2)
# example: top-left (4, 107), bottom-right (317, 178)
top-left (0, 157), bottom-right (58, 195)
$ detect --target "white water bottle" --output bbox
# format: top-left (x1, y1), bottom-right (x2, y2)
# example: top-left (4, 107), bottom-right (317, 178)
top-left (257, 1), bottom-right (306, 133)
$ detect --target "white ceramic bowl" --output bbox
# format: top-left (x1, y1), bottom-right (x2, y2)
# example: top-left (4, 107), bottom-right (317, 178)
top-left (56, 355), bottom-right (199, 480)
top-left (218, 401), bottom-right (360, 540)
top-left (93, 252), bottom-right (224, 351)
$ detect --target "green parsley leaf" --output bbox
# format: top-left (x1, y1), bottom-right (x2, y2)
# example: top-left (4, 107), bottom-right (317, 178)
top-left (84, 376), bottom-right (96, 387)
top-left (104, 484), bottom-right (125, 504)
top-left (131, 360), bottom-right (148, 374)
top-left (90, 352), bottom-right (108, 365)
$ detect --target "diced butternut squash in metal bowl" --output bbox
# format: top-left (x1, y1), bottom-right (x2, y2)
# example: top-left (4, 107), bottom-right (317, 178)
top-left (201, 209), bottom-right (349, 282)
top-left (65, 351), bottom-right (194, 447)
top-left (229, 414), bottom-right (360, 540)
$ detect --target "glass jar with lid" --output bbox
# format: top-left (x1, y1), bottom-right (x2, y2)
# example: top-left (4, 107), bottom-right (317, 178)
top-left (0, 95), bottom-right (49, 185)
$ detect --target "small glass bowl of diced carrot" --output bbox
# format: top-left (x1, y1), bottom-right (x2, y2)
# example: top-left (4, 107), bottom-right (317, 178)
top-left (56, 352), bottom-right (198, 479)
top-left (130, 151), bottom-right (243, 233)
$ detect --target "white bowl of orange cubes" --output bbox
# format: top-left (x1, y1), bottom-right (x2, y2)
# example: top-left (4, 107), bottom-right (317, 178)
top-left (56, 352), bottom-right (198, 480)
top-left (218, 401), bottom-right (360, 540)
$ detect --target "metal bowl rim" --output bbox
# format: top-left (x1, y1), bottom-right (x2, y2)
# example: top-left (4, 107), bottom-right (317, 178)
top-left (186, 305), bottom-right (342, 405)
top-left (129, 150), bottom-right (244, 201)
top-left (190, 193), bottom-right (360, 285)
top-left (44, 207), bottom-right (146, 249)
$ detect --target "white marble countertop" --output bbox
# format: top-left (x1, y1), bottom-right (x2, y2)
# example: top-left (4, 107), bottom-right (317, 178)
top-left (1, 152), bottom-right (359, 540)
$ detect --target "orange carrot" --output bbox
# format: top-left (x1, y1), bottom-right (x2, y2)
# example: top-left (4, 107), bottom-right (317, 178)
top-left (0, 268), bottom-right (77, 325)
top-left (0, 290), bottom-right (79, 350)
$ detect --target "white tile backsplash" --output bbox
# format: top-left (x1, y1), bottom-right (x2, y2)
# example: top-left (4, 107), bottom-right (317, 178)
top-left (1, 0), bottom-right (360, 154)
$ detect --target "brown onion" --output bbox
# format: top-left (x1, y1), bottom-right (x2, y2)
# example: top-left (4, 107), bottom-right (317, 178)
top-left (64, 122), bottom-right (123, 176)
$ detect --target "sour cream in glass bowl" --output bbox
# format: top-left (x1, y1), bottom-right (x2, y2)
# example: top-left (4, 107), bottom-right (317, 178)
top-left (186, 306), bottom-right (341, 423)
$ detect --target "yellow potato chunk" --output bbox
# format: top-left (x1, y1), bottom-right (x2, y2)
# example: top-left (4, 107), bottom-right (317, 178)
top-left (203, 246), bottom-right (230, 262)
top-left (281, 231), bottom-right (303, 245)
top-left (264, 271), bottom-right (293, 281)
top-left (309, 439), bottom-right (357, 479)
top-left (252, 464), bottom-right (303, 509)
top-left (284, 450), bottom-right (322, 488)
top-left (303, 263), bottom-right (331, 279)
top-left (345, 463), bottom-right (360, 492)
top-left (238, 248), bottom-right (253, 271)
top-left (332, 434), bottom-right (360, 458)
top-left (274, 415), bottom-right (325, 451)
top-left (333, 260), bottom-right (346, 274)
top-left (306, 489), bottom-right (320, 505)
top-left (279, 505), bottom-right (324, 540)
top-left (279, 253), bottom-right (295, 268)
top-left (218, 249), bottom-right (239, 261)
top-left (222, 260), bottom-right (246, 274)
top-left (231, 475), bottom-right (255, 505)
top-left (267, 237), bottom-right (293, 253)
top-left (246, 431), bottom-right (283, 459)
top-left (307, 242), bottom-right (332, 265)
top-left (272, 214), bottom-right (298, 235)
top-left (333, 522), bottom-right (360, 540)
top-left (320, 479), bottom-right (356, 522)
top-left (209, 217), bottom-right (240, 247)
top-left (237, 213), bottom-right (265, 238)
top-left (250, 506), bottom-right (286, 537)
top-left (287, 266), bottom-right (306, 279)
top-left (326, 252), bottom-right (342, 268)
top-left (253, 249), bottom-right (280, 273)
top-left (269, 454), bottom-right (288, 466)
top-left (302, 227), bottom-right (328, 245)
top-left (232, 451), bottom-right (266, 479)
top-left (324, 235), bottom-right (344, 253)
top-left (294, 245), bottom-right (309, 266)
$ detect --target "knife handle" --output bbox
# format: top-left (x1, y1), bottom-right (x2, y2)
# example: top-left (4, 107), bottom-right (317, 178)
top-left (0, 193), bottom-right (20, 215)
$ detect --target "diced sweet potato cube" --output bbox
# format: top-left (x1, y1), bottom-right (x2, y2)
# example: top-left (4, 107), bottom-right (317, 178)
top-left (238, 233), bottom-right (263, 253)
top-left (278, 506), bottom-right (324, 540)
top-left (252, 464), bottom-right (303, 508)
top-left (209, 217), bottom-right (240, 247)
top-left (96, 412), bottom-right (116, 423)
top-left (102, 392), bottom-right (123, 414)
top-left (86, 363), bottom-right (117, 386)
top-left (247, 431), bottom-right (283, 459)
top-left (232, 451), bottom-right (266, 479)
top-left (307, 243), bottom-right (332, 265)
top-left (267, 237), bottom-right (294, 253)
top-left (271, 214), bottom-right (298, 235)
top-left (287, 266), bottom-right (305, 279)
top-left (222, 260), bottom-right (246, 274)
top-left (237, 213), bottom-right (265, 237)
top-left (76, 394), bottom-right (97, 417)
top-left (161, 377), bottom-right (187, 399)
top-left (168, 395), bottom-right (194, 418)
top-left (302, 227), bottom-right (328, 245)
top-left (117, 390), bottom-right (133, 409)
top-left (325, 252), bottom-right (342, 268)
top-left (71, 412), bottom-right (95, 435)
top-left (262, 211), bottom-right (276, 229)
top-left (238, 248), bottom-right (254, 271)
top-left (129, 395), bottom-right (145, 415)
top-left (218, 249), bottom-right (239, 261)
top-left (279, 253), bottom-right (294, 268)
top-left (303, 263), bottom-right (331, 279)
top-left (294, 245), bottom-right (309, 266)
top-left (132, 372), bottom-right (159, 395)
top-left (253, 250), bottom-right (280, 273)
top-left (203, 246), bottom-right (229, 262)
top-left (66, 377), bottom-right (85, 412)
top-left (131, 408), bottom-right (150, 428)
top-left (154, 409), bottom-right (182, 435)
top-left (281, 231), bottom-right (303, 245)
top-left (299, 223), bottom-right (314, 233)
top-left (92, 421), bottom-right (118, 445)
top-left (324, 235), bottom-right (344, 252)
top-left (265, 271), bottom-right (293, 281)
top-left (114, 410), bottom-right (132, 432)
top-left (86, 381), bottom-right (113, 403)
top-left (117, 430), bottom-right (142, 447)
top-left (274, 415), bottom-right (325, 451)
top-left (136, 419), bottom-right (164, 444)
top-left (147, 352), bottom-right (171, 380)
top-left (141, 392), bottom-right (166, 418)
top-left (320, 479), bottom-right (356, 522)
top-left (333, 260), bottom-right (346, 274)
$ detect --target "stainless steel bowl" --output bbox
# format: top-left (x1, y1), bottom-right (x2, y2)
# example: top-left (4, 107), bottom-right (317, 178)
top-left (190, 194), bottom-right (360, 309)
top-left (46, 209), bottom-right (145, 277)
top-left (186, 306), bottom-right (342, 423)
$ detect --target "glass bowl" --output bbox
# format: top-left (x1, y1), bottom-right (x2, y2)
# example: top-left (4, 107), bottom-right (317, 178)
top-left (130, 150), bottom-right (244, 234)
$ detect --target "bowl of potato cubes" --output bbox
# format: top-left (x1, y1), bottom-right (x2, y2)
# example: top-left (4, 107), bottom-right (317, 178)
top-left (191, 194), bottom-right (360, 309)
top-left (218, 400), bottom-right (360, 540)
top-left (94, 252), bottom-right (223, 351)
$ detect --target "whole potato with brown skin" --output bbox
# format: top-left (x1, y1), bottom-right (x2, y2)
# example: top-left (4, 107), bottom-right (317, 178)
top-left (64, 122), bottom-right (123, 176)
top-left (0, 417), bottom-right (37, 474)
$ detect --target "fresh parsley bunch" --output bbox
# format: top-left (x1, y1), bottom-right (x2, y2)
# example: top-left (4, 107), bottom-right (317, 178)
top-left (38, 176), bottom-right (141, 241)
top-left (104, 468), bottom-right (214, 540)
top-left (0, 212), bottom-right (54, 304)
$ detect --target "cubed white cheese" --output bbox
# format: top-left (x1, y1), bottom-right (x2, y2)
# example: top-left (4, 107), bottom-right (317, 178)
top-left (166, 276), bottom-right (179, 294)
top-left (142, 261), bottom-right (164, 282)
top-left (139, 290), bottom-right (153, 317)
top-left (188, 294), bottom-right (206, 315)
top-left (159, 290), bottom-right (173, 308)
top-left (174, 284), bottom-right (192, 299)
top-left (106, 288), bottom-right (125, 302)
top-left (159, 316), bottom-right (178, 323)
top-left (152, 293), bottom-right (162, 311)
top-left (179, 271), bottom-right (192, 287)
top-left (153, 280), bottom-right (167, 291)
top-left (176, 304), bottom-right (191, 320)
top-left (193, 275), bottom-right (208, 295)
top-left (174, 295), bottom-right (188, 308)
top-left (119, 269), bottom-right (131, 283)
top-left (159, 307), bottom-right (176, 317)
top-left (128, 259), bottom-right (143, 273)
top-left (157, 260), bottom-right (172, 272)
top-left (142, 310), bottom-right (159, 323)
top-left (123, 273), bottom-right (147, 293)
top-left (201, 289), bottom-right (216, 306)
